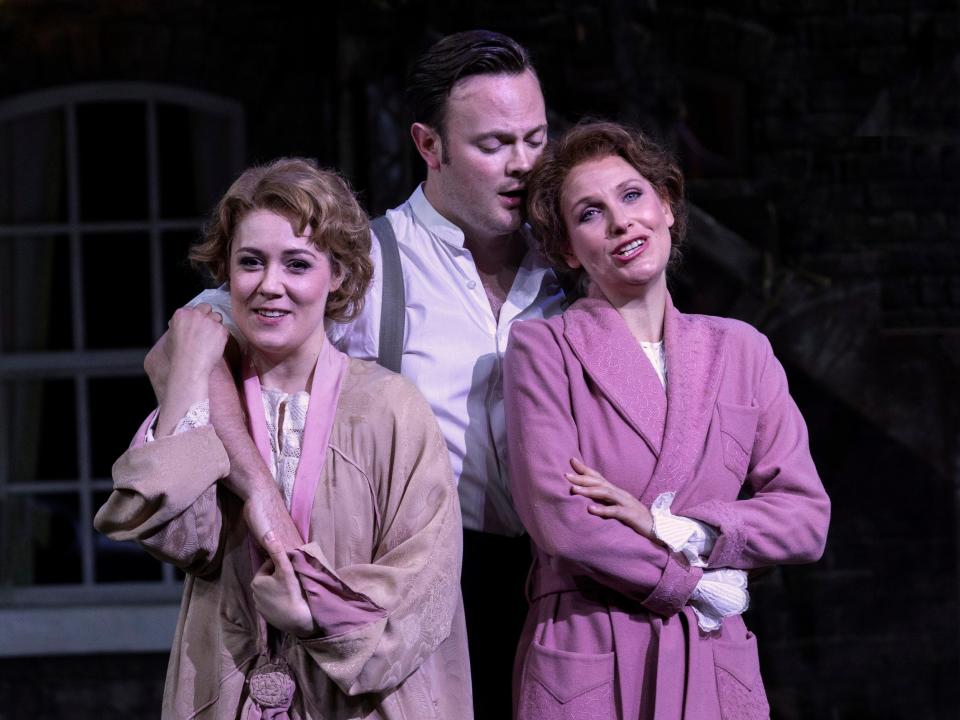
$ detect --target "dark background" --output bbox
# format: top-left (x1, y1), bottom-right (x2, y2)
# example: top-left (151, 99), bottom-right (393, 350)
top-left (1, 0), bottom-right (958, 718)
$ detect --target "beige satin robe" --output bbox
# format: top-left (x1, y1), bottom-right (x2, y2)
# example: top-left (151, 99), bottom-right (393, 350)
top-left (95, 356), bottom-right (472, 719)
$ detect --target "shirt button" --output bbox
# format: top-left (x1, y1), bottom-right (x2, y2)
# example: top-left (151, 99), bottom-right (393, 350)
top-left (467, 280), bottom-right (477, 290)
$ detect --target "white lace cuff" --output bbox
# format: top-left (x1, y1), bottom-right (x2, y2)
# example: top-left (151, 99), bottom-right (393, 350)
top-left (145, 399), bottom-right (211, 442)
top-left (689, 568), bottom-right (750, 632)
top-left (651, 492), bottom-right (718, 568)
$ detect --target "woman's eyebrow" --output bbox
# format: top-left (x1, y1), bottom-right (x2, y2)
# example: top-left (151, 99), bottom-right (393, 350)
top-left (282, 247), bottom-right (318, 257)
top-left (571, 178), bottom-right (642, 205)
top-left (569, 193), bottom-right (601, 210)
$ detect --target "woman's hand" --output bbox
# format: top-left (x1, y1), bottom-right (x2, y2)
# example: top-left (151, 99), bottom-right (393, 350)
top-left (251, 530), bottom-right (316, 638)
top-left (566, 457), bottom-right (655, 538)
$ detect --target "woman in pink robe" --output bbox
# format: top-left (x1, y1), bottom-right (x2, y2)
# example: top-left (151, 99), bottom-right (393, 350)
top-left (505, 123), bottom-right (830, 720)
top-left (94, 158), bottom-right (472, 719)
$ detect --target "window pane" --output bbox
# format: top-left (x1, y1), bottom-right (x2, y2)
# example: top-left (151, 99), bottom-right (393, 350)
top-left (93, 490), bottom-right (164, 582)
top-left (0, 492), bottom-right (82, 585)
top-left (0, 379), bottom-right (78, 483)
top-left (158, 104), bottom-right (237, 219)
top-left (77, 102), bottom-right (148, 221)
top-left (162, 230), bottom-right (208, 320)
top-left (88, 376), bottom-right (156, 479)
top-left (0, 234), bottom-right (73, 352)
top-left (82, 233), bottom-right (152, 349)
top-left (0, 109), bottom-right (68, 224)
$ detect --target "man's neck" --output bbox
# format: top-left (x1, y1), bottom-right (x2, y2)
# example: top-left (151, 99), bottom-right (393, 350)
top-left (466, 232), bottom-right (527, 322)
top-left (463, 230), bottom-right (526, 275)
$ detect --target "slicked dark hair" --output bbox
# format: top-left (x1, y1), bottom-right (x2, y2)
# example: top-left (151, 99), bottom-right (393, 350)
top-left (407, 29), bottom-right (537, 141)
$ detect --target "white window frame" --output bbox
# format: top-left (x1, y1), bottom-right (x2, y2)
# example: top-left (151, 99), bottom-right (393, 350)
top-left (0, 82), bottom-right (244, 656)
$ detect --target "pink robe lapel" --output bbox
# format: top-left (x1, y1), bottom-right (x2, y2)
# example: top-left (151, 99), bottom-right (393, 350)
top-left (242, 339), bottom-right (349, 540)
top-left (563, 297), bottom-right (667, 456)
top-left (241, 340), bottom-right (349, 664)
top-left (639, 294), bottom-right (726, 505)
top-left (562, 294), bottom-right (726, 505)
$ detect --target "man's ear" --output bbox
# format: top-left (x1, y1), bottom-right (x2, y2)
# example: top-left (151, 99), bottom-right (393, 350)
top-left (411, 123), bottom-right (443, 171)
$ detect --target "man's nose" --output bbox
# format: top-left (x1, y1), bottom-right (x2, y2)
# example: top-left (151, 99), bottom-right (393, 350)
top-left (506, 143), bottom-right (533, 176)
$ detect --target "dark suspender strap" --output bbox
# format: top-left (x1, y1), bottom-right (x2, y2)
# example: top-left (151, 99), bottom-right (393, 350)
top-left (370, 215), bottom-right (405, 373)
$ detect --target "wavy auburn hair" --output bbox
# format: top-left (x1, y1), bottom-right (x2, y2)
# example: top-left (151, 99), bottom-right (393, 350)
top-left (190, 158), bottom-right (372, 323)
top-left (526, 121), bottom-right (687, 279)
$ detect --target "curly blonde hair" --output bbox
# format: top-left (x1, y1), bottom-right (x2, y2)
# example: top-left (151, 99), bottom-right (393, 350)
top-left (190, 157), bottom-right (372, 323)
top-left (526, 121), bottom-right (687, 278)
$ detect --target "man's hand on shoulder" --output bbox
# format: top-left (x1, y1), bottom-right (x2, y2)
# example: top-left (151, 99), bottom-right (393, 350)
top-left (144, 331), bottom-right (172, 405)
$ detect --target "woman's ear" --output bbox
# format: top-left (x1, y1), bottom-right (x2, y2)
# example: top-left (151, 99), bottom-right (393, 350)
top-left (661, 197), bottom-right (675, 228)
top-left (562, 246), bottom-right (582, 270)
top-left (330, 260), bottom-right (346, 293)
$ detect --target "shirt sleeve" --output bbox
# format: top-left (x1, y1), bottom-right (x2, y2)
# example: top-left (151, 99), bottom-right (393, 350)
top-left (689, 568), bottom-right (750, 632)
top-left (651, 491), bottom-right (718, 567)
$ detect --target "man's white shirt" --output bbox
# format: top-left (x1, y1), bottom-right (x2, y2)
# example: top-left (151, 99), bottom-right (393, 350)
top-left (329, 185), bottom-right (564, 536)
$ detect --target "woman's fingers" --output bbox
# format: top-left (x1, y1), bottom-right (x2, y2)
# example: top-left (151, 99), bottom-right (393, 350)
top-left (566, 470), bottom-right (626, 500)
top-left (565, 471), bottom-right (604, 487)
top-left (569, 457), bottom-right (603, 478)
top-left (569, 483), bottom-right (616, 503)
top-left (567, 461), bottom-right (654, 536)
top-left (587, 503), bottom-right (625, 520)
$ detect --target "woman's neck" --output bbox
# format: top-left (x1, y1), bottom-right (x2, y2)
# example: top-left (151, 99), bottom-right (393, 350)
top-left (251, 342), bottom-right (322, 394)
top-left (595, 279), bottom-right (668, 344)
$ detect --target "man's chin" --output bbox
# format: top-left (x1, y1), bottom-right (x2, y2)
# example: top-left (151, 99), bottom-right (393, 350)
top-left (496, 208), bottom-right (525, 234)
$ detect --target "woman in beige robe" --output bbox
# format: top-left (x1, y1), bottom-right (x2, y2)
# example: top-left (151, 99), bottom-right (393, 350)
top-left (94, 158), bottom-right (472, 720)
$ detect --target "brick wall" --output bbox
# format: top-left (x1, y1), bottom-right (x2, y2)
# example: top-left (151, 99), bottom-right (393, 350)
top-left (1, 1), bottom-right (956, 717)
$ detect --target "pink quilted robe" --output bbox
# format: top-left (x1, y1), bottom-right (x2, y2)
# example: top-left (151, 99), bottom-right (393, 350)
top-left (504, 295), bottom-right (830, 720)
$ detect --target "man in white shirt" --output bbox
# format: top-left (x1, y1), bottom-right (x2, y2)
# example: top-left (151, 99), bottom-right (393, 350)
top-left (335, 31), bottom-right (563, 717)
top-left (155, 30), bottom-right (562, 718)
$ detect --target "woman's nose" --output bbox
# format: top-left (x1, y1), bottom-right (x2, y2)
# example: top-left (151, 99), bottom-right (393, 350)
top-left (607, 207), bottom-right (632, 235)
top-left (258, 264), bottom-right (283, 295)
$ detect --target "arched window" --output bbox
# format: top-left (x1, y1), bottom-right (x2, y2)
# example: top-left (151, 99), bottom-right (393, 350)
top-left (0, 83), bottom-right (244, 655)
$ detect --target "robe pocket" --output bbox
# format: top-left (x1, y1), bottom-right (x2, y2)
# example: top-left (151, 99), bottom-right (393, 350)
top-left (717, 402), bottom-right (760, 480)
top-left (518, 640), bottom-right (616, 720)
top-left (712, 631), bottom-right (770, 720)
